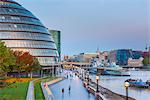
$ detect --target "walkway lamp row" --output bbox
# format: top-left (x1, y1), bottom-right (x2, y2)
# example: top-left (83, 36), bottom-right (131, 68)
top-left (96, 75), bottom-right (99, 92)
top-left (124, 82), bottom-right (130, 100)
top-left (76, 67), bottom-right (130, 100)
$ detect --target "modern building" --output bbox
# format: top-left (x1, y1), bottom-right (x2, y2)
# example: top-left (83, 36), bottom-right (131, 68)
top-left (108, 49), bottom-right (133, 65)
top-left (128, 57), bottom-right (144, 68)
top-left (89, 51), bottom-right (109, 67)
top-left (142, 51), bottom-right (150, 65)
top-left (132, 51), bottom-right (142, 59)
top-left (0, 0), bottom-right (59, 75)
top-left (142, 51), bottom-right (150, 58)
top-left (108, 49), bottom-right (144, 66)
top-left (98, 51), bottom-right (109, 66)
top-left (73, 53), bottom-right (98, 63)
top-left (108, 50), bottom-right (117, 64)
top-left (49, 30), bottom-right (61, 61)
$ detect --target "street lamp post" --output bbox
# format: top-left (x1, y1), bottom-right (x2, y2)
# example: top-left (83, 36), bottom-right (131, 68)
top-left (96, 75), bottom-right (99, 92)
top-left (84, 70), bottom-right (87, 82)
top-left (86, 72), bottom-right (87, 82)
top-left (81, 69), bottom-right (83, 80)
top-left (124, 82), bottom-right (130, 100)
top-left (80, 68), bottom-right (82, 78)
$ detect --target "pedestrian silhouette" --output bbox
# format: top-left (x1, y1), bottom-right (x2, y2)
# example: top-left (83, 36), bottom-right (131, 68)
top-left (68, 85), bottom-right (71, 92)
top-left (62, 88), bottom-right (64, 93)
top-left (62, 88), bottom-right (64, 99)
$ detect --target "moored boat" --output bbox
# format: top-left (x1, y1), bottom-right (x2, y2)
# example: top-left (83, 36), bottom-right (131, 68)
top-left (91, 60), bottom-right (130, 76)
top-left (146, 80), bottom-right (150, 86)
top-left (125, 79), bottom-right (149, 88)
top-left (101, 62), bottom-right (130, 76)
top-left (102, 70), bottom-right (130, 76)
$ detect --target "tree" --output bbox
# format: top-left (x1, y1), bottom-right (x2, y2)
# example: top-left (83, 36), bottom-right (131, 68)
top-left (13, 51), bottom-right (40, 78)
top-left (0, 41), bottom-right (16, 78)
top-left (25, 57), bottom-right (40, 78)
top-left (13, 51), bottom-right (24, 77)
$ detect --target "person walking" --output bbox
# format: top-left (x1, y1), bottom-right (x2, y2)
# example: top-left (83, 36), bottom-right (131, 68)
top-left (44, 82), bottom-right (48, 88)
top-left (62, 88), bottom-right (64, 94)
top-left (68, 85), bottom-right (71, 92)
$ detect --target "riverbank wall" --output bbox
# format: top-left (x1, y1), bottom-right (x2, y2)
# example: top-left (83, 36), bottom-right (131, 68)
top-left (76, 72), bottom-right (135, 100)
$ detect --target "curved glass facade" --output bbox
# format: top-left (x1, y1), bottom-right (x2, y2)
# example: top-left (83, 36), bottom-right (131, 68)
top-left (0, 0), bottom-right (58, 66)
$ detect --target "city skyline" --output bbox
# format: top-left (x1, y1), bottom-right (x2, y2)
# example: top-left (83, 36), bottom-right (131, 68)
top-left (0, 1), bottom-right (149, 100)
top-left (16, 0), bottom-right (149, 55)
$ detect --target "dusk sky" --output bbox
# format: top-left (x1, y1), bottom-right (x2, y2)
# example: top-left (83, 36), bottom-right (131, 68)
top-left (16, 0), bottom-right (149, 55)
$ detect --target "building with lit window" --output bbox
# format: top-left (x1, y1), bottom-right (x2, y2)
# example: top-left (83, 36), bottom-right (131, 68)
top-left (0, 0), bottom-right (59, 75)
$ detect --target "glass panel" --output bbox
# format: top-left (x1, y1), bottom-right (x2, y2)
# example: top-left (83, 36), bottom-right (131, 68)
top-left (3, 40), bottom-right (57, 49)
top-left (0, 15), bottom-right (42, 26)
top-left (0, 3), bottom-right (27, 10)
top-left (37, 57), bottom-right (57, 65)
top-left (0, 8), bottom-right (35, 18)
top-left (0, 23), bottom-right (49, 34)
top-left (0, 32), bottom-right (51, 41)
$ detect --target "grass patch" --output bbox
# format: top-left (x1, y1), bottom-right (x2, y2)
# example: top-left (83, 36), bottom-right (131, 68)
top-left (34, 77), bottom-right (57, 100)
top-left (0, 77), bottom-right (58, 100)
top-left (34, 81), bottom-right (45, 100)
top-left (0, 82), bottom-right (29, 100)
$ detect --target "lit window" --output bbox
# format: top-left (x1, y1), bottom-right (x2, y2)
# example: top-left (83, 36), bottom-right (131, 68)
top-left (0, 16), bottom-right (5, 19)
top-left (14, 25), bottom-right (17, 28)
top-left (9, 9), bottom-right (13, 12)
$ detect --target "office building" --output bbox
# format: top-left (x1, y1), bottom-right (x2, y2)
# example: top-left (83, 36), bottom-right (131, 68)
top-left (49, 30), bottom-right (61, 61)
top-left (108, 49), bottom-right (133, 65)
top-left (0, 0), bottom-right (59, 75)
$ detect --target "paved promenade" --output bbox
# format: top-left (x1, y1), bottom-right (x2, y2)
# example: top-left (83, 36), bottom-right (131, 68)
top-left (26, 81), bottom-right (34, 100)
top-left (49, 71), bottom-right (95, 100)
top-left (41, 78), bottom-right (63, 100)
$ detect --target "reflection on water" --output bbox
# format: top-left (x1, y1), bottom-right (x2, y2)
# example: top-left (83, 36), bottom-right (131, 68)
top-left (91, 70), bottom-right (150, 100)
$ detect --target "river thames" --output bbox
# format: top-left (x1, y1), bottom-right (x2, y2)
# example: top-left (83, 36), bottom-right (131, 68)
top-left (91, 70), bottom-right (150, 100)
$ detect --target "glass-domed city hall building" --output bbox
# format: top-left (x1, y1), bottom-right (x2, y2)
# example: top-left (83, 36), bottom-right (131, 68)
top-left (0, 0), bottom-right (59, 74)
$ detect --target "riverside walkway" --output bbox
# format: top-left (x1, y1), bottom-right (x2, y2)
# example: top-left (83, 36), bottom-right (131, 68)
top-left (49, 71), bottom-right (95, 100)
top-left (26, 81), bottom-right (34, 100)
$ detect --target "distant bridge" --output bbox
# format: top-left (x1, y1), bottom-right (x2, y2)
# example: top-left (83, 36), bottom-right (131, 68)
top-left (60, 62), bottom-right (91, 67)
top-left (61, 62), bottom-right (123, 72)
